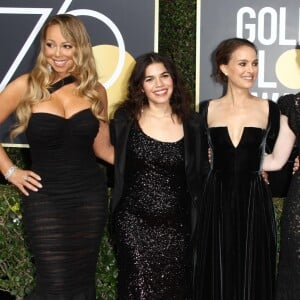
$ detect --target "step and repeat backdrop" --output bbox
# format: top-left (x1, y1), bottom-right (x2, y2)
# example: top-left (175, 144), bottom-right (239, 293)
top-left (0, 0), bottom-right (158, 145)
top-left (196, 0), bottom-right (300, 196)
top-left (196, 0), bottom-right (300, 108)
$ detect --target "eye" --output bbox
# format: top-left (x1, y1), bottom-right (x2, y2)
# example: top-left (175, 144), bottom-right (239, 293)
top-left (45, 42), bottom-right (54, 48)
top-left (252, 61), bottom-right (258, 67)
top-left (162, 73), bottom-right (170, 78)
top-left (239, 62), bottom-right (246, 67)
top-left (144, 77), bottom-right (153, 82)
top-left (63, 44), bottom-right (73, 49)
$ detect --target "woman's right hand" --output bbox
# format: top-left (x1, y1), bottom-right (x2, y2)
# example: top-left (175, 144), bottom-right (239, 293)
top-left (7, 168), bottom-right (42, 196)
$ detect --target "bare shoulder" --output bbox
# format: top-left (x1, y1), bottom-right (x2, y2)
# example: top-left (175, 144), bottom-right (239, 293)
top-left (10, 74), bottom-right (29, 89)
top-left (6, 74), bottom-right (29, 98)
top-left (0, 73), bottom-right (30, 121)
top-left (253, 97), bottom-right (270, 111)
top-left (97, 82), bottom-right (107, 95)
top-left (0, 73), bottom-right (29, 101)
top-left (251, 96), bottom-right (268, 103)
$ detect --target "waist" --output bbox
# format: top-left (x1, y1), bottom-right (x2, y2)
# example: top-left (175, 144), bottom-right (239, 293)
top-left (32, 163), bottom-right (104, 182)
top-left (210, 168), bottom-right (261, 175)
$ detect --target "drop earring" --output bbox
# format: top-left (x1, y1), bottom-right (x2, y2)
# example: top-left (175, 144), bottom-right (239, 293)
top-left (47, 64), bottom-right (52, 72)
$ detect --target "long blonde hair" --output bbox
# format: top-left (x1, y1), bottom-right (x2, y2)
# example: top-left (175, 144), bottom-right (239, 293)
top-left (11, 14), bottom-right (104, 138)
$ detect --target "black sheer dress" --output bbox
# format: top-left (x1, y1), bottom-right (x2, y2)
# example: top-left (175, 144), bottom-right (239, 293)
top-left (113, 123), bottom-right (191, 300)
top-left (194, 100), bottom-right (279, 300)
top-left (22, 76), bottom-right (108, 299)
top-left (276, 93), bottom-right (300, 300)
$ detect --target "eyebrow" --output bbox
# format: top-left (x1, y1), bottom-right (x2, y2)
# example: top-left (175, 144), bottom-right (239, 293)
top-left (145, 71), bottom-right (170, 78)
top-left (236, 59), bottom-right (258, 62)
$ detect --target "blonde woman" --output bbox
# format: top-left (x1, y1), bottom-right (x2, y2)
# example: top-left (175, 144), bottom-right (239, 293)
top-left (0, 14), bottom-right (113, 299)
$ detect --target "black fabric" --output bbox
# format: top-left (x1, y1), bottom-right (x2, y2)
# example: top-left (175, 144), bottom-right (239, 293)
top-left (47, 75), bottom-right (76, 94)
top-left (275, 92), bottom-right (300, 300)
top-left (114, 124), bottom-right (191, 299)
top-left (22, 79), bottom-right (107, 299)
top-left (109, 108), bottom-right (203, 243)
top-left (109, 108), bottom-right (204, 299)
top-left (194, 100), bottom-right (278, 300)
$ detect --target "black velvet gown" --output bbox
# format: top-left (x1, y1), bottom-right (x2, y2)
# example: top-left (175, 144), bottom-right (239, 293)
top-left (275, 93), bottom-right (300, 300)
top-left (22, 76), bottom-right (108, 299)
top-left (194, 100), bottom-right (279, 300)
top-left (113, 123), bottom-right (191, 300)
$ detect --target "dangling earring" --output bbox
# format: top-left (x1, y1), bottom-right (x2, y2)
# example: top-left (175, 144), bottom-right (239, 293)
top-left (47, 64), bottom-right (52, 72)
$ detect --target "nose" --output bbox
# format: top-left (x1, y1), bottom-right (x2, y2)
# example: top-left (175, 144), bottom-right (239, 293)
top-left (247, 64), bottom-right (255, 73)
top-left (55, 46), bottom-right (62, 56)
top-left (154, 77), bottom-right (163, 86)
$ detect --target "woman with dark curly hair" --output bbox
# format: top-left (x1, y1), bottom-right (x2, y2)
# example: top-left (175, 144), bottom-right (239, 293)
top-left (110, 52), bottom-right (203, 299)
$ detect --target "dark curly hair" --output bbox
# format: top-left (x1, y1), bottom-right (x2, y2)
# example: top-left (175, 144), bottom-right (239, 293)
top-left (116, 52), bottom-right (192, 121)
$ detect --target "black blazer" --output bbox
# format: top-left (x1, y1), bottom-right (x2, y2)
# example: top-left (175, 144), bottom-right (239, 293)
top-left (109, 108), bottom-right (205, 241)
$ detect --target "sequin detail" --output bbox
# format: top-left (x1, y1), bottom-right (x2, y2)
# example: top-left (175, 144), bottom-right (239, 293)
top-left (114, 123), bottom-right (191, 299)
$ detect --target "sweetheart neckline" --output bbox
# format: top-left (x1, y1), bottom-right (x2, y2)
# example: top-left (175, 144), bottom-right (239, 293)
top-left (31, 108), bottom-right (91, 120)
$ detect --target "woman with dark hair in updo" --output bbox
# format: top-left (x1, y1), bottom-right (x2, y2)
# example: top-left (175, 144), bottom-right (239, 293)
top-left (194, 37), bottom-right (279, 300)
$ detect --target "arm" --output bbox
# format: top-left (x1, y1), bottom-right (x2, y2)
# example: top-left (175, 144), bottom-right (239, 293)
top-left (0, 74), bottom-right (42, 195)
top-left (263, 114), bottom-right (296, 171)
top-left (93, 84), bottom-right (114, 164)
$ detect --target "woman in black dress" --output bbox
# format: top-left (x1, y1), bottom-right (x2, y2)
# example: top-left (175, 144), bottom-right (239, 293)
top-left (194, 38), bottom-right (280, 300)
top-left (0, 14), bottom-right (113, 299)
top-left (110, 52), bottom-right (203, 299)
top-left (263, 92), bottom-right (300, 300)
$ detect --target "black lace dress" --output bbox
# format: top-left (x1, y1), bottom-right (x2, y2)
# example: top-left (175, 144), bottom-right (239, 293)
top-left (275, 93), bottom-right (300, 300)
top-left (22, 76), bottom-right (108, 299)
top-left (194, 100), bottom-right (279, 300)
top-left (113, 123), bottom-right (191, 300)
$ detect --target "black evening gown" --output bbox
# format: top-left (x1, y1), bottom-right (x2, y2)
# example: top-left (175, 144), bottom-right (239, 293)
top-left (194, 100), bottom-right (278, 300)
top-left (22, 76), bottom-right (108, 300)
top-left (113, 123), bottom-right (191, 300)
top-left (275, 93), bottom-right (300, 300)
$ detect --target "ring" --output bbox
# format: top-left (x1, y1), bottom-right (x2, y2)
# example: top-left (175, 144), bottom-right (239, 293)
top-left (23, 175), bottom-right (29, 182)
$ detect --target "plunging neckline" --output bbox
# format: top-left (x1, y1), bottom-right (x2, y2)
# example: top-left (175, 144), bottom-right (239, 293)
top-left (209, 126), bottom-right (266, 149)
top-left (205, 100), bottom-right (270, 149)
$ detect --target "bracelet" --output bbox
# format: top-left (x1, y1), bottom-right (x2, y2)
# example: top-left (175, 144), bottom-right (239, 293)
top-left (4, 165), bottom-right (18, 180)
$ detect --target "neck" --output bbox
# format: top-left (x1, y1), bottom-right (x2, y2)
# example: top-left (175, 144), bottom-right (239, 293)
top-left (142, 105), bottom-right (172, 118)
top-left (226, 85), bottom-right (253, 105)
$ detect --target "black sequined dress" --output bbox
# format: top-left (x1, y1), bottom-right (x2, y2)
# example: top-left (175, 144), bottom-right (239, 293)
top-left (114, 123), bottom-right (191, 299)
top-left (276, 93), bottom-right (300, 300)
top-left (22, 76), bottom-right (107, 299)
top-left (194, 100), bottom-right (278, 300)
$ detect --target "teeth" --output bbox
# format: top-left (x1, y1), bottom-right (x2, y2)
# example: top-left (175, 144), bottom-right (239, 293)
top-left (155, 90), bottom-right (167, 95)
top-left (54, 60), bottom-right (66, 66)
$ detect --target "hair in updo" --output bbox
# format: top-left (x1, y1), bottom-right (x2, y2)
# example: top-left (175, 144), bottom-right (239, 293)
top-left (212, 37), bottom-right (257, 83)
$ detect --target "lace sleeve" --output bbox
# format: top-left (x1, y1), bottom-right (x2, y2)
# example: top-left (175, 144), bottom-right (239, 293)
top-left (277, 93), bottom-right (299, 136)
